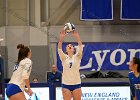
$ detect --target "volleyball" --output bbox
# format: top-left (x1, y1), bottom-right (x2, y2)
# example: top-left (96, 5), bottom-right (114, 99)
top-left (64, 22), bottom-right (75, 34)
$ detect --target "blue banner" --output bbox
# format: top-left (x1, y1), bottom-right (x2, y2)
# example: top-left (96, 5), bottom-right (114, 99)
top-left (81, 0), bottom-right (113, 20)
top-left (121, 0), bottom-right (140, 20)
top-left (57, 43), bottom-right (140, 71)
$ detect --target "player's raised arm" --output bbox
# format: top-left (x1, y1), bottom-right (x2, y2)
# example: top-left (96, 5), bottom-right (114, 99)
top-left (71, 31), bottom-right (82, 46)
top-left (71, 31), bottom-right (83, 58)
top-left (58, 30), bottom-right (67, 61)
top-left (58, 30), bottom-right (66, 49)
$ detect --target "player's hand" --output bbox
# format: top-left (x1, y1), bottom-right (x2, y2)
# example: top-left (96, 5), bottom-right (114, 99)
top-left (25, 88), bottom-right (33, 96)
top-left (60, 30), bottom-right (66, 38)
top-left (71, 30), bottom-right (79, 38)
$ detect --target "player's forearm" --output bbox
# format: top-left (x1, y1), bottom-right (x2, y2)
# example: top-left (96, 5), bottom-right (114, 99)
top-left (58, 37), bottom-right (64, 49)
top-left (75, 34), bottom-right (82, 46)
top-left (58, 41), bottom-right (62, 49)
top-left (24, 79), bottom-right (31, 90)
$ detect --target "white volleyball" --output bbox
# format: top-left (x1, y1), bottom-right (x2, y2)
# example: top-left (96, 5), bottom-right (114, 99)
top-left (64, 22), bottom-right (75, 34)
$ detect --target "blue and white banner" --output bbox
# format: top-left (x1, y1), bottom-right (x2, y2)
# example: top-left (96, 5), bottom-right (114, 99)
top-left (81, 0), bottom-right (113, 21)
top-left (56, 86), bottom-right (131, 100)
top-left (121, 0), bottom-right (140, 20)
top-left (57, 43), bottom-right (140, 71)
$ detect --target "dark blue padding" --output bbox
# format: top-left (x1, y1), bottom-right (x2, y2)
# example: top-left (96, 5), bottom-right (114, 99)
top-left (121, 0), bottom-right (140, 20)
top-left (81, 0), bottom-right (113, 20)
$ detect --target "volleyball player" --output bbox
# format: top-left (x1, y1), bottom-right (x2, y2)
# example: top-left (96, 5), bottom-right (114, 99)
top-left (6, 44), bottom-right (33, 100)
top-left (58, 30), bottom-right (83, 100)
top-left (129, 57), bottom-right (140, 100)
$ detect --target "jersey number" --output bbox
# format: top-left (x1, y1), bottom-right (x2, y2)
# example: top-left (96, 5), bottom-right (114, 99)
top-left (69, 62), bottom-right (72, 68)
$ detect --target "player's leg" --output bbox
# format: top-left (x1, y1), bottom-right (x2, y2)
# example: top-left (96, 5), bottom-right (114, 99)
top-left (72, 88), bottom-right (82, 100)
top-left (9, 92), bottom-right (26, 100)
top-left (62, 88), bottom-right (72, 100)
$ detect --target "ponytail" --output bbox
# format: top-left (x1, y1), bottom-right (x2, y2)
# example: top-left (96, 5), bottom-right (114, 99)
top-left (17, 44), bottom-right (30, 63)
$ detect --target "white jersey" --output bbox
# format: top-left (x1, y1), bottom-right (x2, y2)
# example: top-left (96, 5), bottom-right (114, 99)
top-left (58, 45), bottom-right (83, 85)
top-left (9, 58), bottom-right (32, 91)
